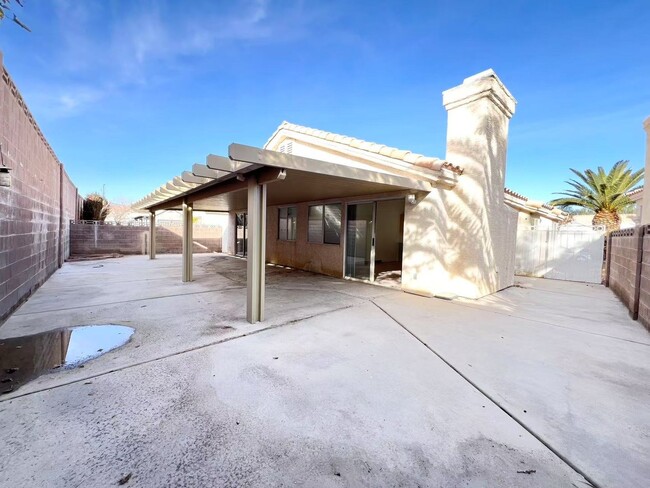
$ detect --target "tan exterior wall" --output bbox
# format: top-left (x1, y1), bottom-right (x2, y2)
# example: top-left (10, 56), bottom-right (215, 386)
top-left (0, 54), bottom-right (80, 323)
top-left (223, 212), bottom-right (236, 255)
top-left (247, 70), bottom-right (519, 298)
top-left (225, 187), bottom-right (407, 279)
top-left (70, 223), bottom-right (222, 256)
top-left (266, 202), bottom-right (344, 277)
top-left (401, 188), bottom-right (450, 296)
top-left (443, 74), bottom-right (517, 297)
top-left (402, 70), bottom-right (518, 299)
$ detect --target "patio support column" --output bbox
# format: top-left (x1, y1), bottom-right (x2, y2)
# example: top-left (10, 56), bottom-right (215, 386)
top-left (149, 210), bottom-right (156, 259)
top-left (182, 199), bottom-right (193, 282)
top-left (246, 176), bottom-right (266, 323)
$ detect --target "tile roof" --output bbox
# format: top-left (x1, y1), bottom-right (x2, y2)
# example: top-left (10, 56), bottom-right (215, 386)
top-left (267, 121), bottom-right (464, 175)
top-left (504, 187), bottom-right (569, 222)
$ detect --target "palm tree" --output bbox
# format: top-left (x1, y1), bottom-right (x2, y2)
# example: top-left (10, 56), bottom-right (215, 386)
top-left (549, 160), bottom-right (644, 233)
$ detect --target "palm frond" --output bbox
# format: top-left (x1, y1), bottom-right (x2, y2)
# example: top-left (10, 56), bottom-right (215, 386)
top-left (548, 161), bottom-right (644, 216)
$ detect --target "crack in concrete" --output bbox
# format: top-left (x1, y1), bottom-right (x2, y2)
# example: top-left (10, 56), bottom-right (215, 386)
top-left (370, 300), bottom-right (599, 488)
top-left (0, 304), bottom-right (355, 403)
top-left (10, 286), bottom-right (247, 317)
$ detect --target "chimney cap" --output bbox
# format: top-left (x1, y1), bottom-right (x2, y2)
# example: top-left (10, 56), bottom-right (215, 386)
top-left (442, 68), bottom-right (516, 119)
top-left (462, 69), bottom-right (498, 84)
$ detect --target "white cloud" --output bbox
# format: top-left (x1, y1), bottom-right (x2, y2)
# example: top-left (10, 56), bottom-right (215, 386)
top-left (40, 0), bottom-right (316, 117)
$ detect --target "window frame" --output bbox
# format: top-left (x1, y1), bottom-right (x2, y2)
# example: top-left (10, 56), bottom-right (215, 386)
top-left (278, 206), bottom-right (297, 241)
top-left (308, 203), bottom-right (342, 245)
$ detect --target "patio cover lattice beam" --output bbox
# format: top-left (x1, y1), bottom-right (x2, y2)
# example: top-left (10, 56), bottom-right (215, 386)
top-left (228, 144), bottom-right (433, 192)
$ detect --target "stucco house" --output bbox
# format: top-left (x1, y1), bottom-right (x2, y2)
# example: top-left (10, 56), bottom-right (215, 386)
top-left (220, 120), bottom-right (569, 292)
top-left (135, 69), bottom-right (549, 322)
top-left (504, 188), bottom-right (568, 230)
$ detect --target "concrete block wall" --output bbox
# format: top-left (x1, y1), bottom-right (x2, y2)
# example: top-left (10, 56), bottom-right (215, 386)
top-left (69, 223), bottom-right (222, 256)
top-left (607, 229), bottom-right (638, 313)
top-left (606, 226), bottom-right (650, 331)
top-left (0, 54), bottom-right (79, 323)
top-left (637, 233), bottom-right (650, 329)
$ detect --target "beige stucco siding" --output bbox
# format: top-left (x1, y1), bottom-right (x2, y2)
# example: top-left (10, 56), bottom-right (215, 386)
top-left (266, 202), bottom-right (344, 278)
top-left (401, 188), bottom-right (450, 296)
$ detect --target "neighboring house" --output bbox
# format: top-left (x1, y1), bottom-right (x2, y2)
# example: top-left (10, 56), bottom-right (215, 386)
top-left (627, 187), bottom-right (644, 225)
top-left (136, 69), bottom-right (535, 315)
top-left (628, 117), bottom-right (650, 224)
top-left (503, 188), bottom-right (568, 230)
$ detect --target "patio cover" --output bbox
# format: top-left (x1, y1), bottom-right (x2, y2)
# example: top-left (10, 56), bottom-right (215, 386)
top-left (134, 145), bottom-right (447, 323)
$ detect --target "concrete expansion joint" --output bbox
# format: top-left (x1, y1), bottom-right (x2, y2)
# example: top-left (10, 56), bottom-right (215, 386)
top-left (10, 286), bottom-right (247, 317)
top-left (369, 300), bottom-right (600, 488)
top-left (452, 300), bottom-right (650, 347)
top-left (0, 303), bottom-right (355, 404)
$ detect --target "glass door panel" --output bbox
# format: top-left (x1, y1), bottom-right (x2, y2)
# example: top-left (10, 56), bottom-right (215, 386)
top-left (345, 203), bottom-right (375, 280)
top-left (235, 212), bottom-right (247, 257)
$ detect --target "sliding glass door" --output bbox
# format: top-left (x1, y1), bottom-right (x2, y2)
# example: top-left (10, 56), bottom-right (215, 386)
top-left (235, 212), bottom-right (247, 257)
top-left (345, 203), bottom-right (375, 280)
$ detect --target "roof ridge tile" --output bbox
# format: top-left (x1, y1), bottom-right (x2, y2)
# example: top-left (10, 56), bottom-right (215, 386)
top-left (275, 121), bottom-right (463, 175)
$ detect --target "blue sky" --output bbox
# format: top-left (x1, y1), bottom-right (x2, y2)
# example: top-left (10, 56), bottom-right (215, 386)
top-left (0, 0), bottom-right (648, 202)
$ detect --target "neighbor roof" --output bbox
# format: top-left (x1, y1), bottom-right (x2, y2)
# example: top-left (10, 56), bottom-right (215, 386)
top-left (504, 187), bottom-right (569, 222)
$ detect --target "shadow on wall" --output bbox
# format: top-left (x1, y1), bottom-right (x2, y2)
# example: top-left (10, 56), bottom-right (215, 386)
top-left (404, 108), bottom-right (516, 299)
top-left (69, 223), bottom-right (222, 256)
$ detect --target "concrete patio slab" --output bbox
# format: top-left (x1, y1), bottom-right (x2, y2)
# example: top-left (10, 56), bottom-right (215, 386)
top-left (1, 255), bottom-right (647, 487)
top-left (374, 277), bottom-right (650, 488)
top-left (0, 255), bottom-right (378, 399)
top-left (1, 301), bottom-right (585, 487)
top-left (457, 277), bottom-right (650, 345)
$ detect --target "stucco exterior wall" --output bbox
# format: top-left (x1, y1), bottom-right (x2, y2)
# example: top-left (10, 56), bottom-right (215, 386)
top-left (517, 211), bottom-right (559, 231)
top-left (257, 138), bottom-right (409, 278)
top-left (443, 72), bottom-right (517, 297)
top-left (266, 202), bottom-right (344, 277)
top-left (402, 70), bottom-right (518, 299)
top-left (402, 188), bottom-right (450, 296)
top-left (0, 54), bottom-right (80, 323)
top-left (223, 212), bottom-right (236, 255)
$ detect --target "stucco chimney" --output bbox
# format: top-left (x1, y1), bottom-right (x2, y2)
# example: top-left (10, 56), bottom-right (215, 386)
top-left (442, 69), bottom-right (516, 197)
top-left (641, 117), bottom-right (650, 225)
top-left (440, 69), bottom-right (518, 297)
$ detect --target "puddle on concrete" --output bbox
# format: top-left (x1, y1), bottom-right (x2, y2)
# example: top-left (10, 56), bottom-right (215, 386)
top-left (0, 325), bottom-right (134, 395)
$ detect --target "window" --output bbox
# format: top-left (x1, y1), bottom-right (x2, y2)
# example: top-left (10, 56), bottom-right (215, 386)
top-left (308, 203), bottom-right (342, 244)
top-left (278, 207), bottom-right (297, 241)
